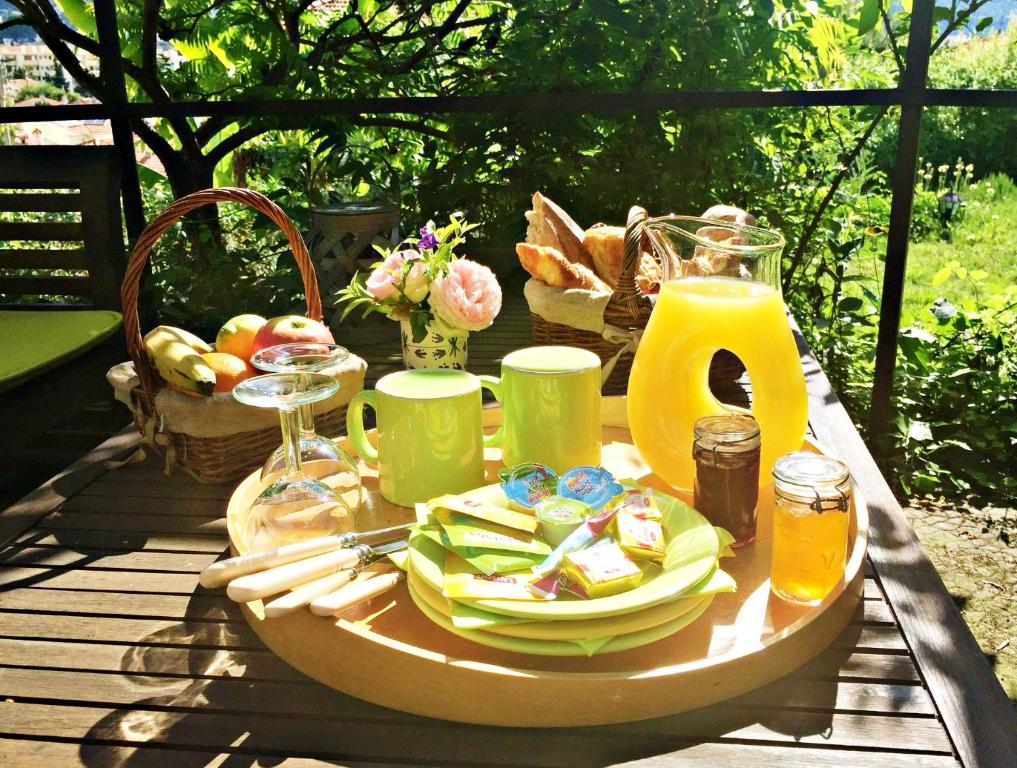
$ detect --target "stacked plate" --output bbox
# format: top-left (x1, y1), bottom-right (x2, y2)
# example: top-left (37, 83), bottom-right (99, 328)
top-left (404, 486), bottom-right (736, 656)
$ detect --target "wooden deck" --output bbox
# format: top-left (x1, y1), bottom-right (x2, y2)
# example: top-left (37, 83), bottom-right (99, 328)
top-left (1, 299), bottom-right (1015, 766)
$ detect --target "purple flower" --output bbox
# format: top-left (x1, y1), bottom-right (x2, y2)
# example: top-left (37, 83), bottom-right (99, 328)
top-left (418, 226), bottom-right (438, 251)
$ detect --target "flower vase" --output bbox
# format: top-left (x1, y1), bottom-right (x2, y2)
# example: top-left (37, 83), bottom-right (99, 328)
top-left (400, 318), bottom-right (469, 370)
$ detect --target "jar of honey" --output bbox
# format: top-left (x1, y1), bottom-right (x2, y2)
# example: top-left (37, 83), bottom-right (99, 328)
top-left (770, 452), bottom-right (852, 605)
top-left (692, 413), bottom-right (761, 546)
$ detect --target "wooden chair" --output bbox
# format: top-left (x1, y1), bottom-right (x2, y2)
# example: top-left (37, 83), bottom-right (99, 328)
top-left (0, 146), bottom-right (128, 479)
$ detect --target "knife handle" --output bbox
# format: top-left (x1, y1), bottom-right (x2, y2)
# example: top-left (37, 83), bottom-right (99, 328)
top-left (227, 547), bottom-right (362, 603)
top-left (309, 571), bottom-right (403, 616)
top-left (263, 568), bottom-right (358, 619)
top-left (199, 535), bottom-right (345, 588)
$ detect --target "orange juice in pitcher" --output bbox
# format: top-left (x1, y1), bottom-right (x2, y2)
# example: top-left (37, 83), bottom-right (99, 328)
top-left (627, 217), bottom-right (807, 492)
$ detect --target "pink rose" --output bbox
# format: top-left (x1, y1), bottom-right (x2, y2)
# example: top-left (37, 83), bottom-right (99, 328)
top-left (429, 259), bottom-right (502, 332)
top-left (365, 249), bottom-right (420, 300)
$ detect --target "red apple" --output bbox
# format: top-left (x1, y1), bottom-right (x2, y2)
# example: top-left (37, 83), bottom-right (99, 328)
top-left (250, 315), bottom-right (335, 356)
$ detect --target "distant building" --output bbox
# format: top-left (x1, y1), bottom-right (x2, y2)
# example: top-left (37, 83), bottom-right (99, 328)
top-left (0, 43), bottom-right (99, 82)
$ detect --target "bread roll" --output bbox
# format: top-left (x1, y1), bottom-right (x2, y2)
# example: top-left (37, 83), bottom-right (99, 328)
top-left (701, 205), bottom-right (756, 227)
top-left (516, 243), bottom-right (609, 291)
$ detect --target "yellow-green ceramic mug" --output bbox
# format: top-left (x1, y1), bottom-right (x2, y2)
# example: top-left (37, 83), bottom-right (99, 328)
top-left (482, 346), bottom-right (602, 473)
top-left (347, 369), bottom-right (498, 507)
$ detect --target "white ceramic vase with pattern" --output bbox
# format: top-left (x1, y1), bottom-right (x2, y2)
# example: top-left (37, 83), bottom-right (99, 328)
top-left (400, 318), bottom-right (469, 371)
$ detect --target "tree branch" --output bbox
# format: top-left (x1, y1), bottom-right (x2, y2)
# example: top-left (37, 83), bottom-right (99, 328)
top-left (784, 106), bottom-right (890, 291)
top-left (205, 123), bottom-right (270, 165)
top-left (880, 6), bottom-right (905, 74)
top-left (931, 0), bottom-right (993, 53)
top-left (351, 116), bottom-right (450, 141)
top-left (0, 15), bottom-right (26, 32)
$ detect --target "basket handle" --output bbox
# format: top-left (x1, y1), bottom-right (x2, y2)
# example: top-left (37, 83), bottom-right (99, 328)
top-left (121, 187), bottom-right (323, 397)
top-left (617, 205), bottom-right (650, 311)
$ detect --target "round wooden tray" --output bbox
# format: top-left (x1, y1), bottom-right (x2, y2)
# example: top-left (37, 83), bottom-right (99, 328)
top-left (227, 396), bottom-right (867, 727)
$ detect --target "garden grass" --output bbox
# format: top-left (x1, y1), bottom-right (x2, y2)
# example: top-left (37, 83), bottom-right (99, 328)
top-left (850, 173), bottom-right (1017, 321)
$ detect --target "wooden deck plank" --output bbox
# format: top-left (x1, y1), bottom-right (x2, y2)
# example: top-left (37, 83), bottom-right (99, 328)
top-left (0, 652), bottom-right (936, 717)
top-left (796, 332), bottom-right (1017, 768)
top-left (0, 737), bottom-right (961, 768)
top-left (0, 428), bottom-right (138, 550)
top-left (0, 701), bottom-right (955, 761)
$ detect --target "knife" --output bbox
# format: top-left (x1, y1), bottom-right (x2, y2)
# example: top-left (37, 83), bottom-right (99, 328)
top-left (226, 539), bottom-right (408, 603)
top-left (309, 571), bottom-right (405, 616)
top-left (199, 522), bottom-right (413, 588)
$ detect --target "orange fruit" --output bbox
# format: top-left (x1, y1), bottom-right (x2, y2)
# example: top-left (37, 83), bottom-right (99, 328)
top-left (200, 352), bottom-right (257, 394)
top-left (216, 314), bottom-right (268, 362)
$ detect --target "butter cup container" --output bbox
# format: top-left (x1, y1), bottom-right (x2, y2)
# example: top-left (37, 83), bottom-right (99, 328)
top-left (534, 496), bottom-right (592, 547)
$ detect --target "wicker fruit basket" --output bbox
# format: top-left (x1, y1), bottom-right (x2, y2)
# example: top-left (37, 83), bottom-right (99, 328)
top-left (115, 187), bottom-right (364, 484)
top-left (531, 206), bottom-right (743, 395)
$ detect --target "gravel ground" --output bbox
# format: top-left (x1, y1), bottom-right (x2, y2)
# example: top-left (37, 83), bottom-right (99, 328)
top-left (906, 500), bottom-right (1017, 701)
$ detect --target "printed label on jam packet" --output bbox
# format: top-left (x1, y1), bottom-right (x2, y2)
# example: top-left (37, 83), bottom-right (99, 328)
top-left (559, 466), bottom-right (624, 510)
top-left (502, 463), bottom-right (559, 510)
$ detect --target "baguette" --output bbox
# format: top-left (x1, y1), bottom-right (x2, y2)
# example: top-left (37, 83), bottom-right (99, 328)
top-left (525, 192), bottom-right (595, 270)
top-left (516, 243), bottom-right (610, 291)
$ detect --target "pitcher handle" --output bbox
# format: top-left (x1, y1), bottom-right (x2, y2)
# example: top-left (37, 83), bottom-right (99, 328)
top-left (478, 375), bottom-right (504, 448)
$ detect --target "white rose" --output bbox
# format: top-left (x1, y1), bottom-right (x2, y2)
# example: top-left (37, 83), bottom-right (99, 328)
top-left (403, 262), bottom-right (430, 303)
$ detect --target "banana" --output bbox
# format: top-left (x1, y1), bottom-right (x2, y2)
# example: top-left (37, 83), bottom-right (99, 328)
top-left (143, 326), bottom-right (216, 396)
top-left (143, 325), bottom-right (212, 354)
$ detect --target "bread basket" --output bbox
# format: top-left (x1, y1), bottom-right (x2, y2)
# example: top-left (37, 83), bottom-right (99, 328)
top-left (113, 187), bottom-right (365, 484)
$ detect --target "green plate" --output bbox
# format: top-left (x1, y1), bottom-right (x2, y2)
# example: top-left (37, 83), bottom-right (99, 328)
top-left (408, 565), bottom-right (733, 641)
top-left (407, 487), bottom-right (722, 621)
top-left (408, 578), bottom-right (714, 657)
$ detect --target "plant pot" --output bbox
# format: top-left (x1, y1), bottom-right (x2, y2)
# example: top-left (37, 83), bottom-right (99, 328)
top-left (400, 318), bottom-right (469, 370)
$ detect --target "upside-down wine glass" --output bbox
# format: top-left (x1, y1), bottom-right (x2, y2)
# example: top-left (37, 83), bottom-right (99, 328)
top-left (250, 342), bottom-right (361, 515)
top-left (232, 371), bottom-right (357, 551)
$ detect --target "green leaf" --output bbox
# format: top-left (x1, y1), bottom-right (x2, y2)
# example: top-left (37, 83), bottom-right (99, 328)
top-left (856, 0), bottom-right (881, 35)
top-left (932, 6), bottom-right (953, 24)
top-left (975, 16), bottom-right (993, 32)
top-left (901, 0), bottom-right (913, 11)
top-left (55, 0), bottom-right (96, 35)
top-left (839, 297), bottom-right (864, 312)
top-left (931, 267), bottom-right (951, 286)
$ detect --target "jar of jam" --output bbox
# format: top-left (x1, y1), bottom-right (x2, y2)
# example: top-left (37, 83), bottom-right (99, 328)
top-left (692, 413), bottom-right (761, 546)
top-left (770, 452), bottom-right (852, 605)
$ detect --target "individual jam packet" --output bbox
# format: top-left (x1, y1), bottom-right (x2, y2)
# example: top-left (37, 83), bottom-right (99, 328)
top-left (612, 488), bottom-right (663, 520)
top-left (501, 463), bottom-right (559, 511)
top-left (534, 496), bottom-right (592, 546)
top-left (428, 494), bottom-right (538, 534)
top-left (613, 510), bottom-right (667, 561)
top-left (412, 526), bottom-right (545, 575)
top-left (563, 539), bottom-right (643, 599)
top-left (558, 466), bottom-right (624, 510)
top-left (442, 552), bottom-right (552, 601)
top-left (433, 508), bottom-right (551, 556)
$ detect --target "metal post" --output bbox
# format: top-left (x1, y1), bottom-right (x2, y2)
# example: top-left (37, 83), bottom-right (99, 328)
top-left (94, 0), bottom-right (146, 244)
top-left (868, 0), bottom-right (935, 440)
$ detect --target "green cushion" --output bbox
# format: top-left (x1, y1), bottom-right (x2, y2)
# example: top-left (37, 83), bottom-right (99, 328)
top-left (0, 309), bottom-right (123, 392)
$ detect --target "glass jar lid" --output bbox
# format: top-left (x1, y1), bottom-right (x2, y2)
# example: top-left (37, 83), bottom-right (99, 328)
top-left (772, 452), bottom-right (851, 510)
top-left (693, 413), bottom-right (761, 454)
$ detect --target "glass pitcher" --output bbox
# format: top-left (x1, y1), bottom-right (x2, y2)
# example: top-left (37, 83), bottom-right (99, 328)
top-left (626, 216), bottom-right (807, 493)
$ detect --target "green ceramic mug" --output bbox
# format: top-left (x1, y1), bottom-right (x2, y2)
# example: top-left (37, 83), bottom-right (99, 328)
top-left (347, 369), bottom-right (498, 507)
top-left (482, 346), bottom-right (602, 473)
